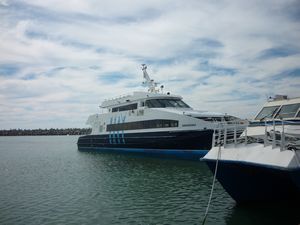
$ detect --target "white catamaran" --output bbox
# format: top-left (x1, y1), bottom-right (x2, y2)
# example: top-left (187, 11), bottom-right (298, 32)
top-left (77, 65), bottom-right (244, 159)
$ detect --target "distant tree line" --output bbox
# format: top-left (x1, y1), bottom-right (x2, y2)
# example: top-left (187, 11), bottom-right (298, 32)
top-left (0, 128), bottom-right (92, 136)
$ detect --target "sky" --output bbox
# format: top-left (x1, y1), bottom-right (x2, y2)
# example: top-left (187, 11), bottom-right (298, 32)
top-left (0, 0), bottom-right (300, 129)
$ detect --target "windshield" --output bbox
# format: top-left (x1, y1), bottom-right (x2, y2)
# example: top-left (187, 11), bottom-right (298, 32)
top-left (255, 106), bottom-right (280, 120)
top-left (275, 103), bottom-right (300, 119)
top-left (145, 99), bottom-right (190, 108)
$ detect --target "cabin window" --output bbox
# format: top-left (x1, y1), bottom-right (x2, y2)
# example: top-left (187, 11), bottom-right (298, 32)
top-left (275, 103), bottom-right (300, 119)
top-left (107, 119), bottom-right (179, 131)
top-left (296, 111), bottom-right (300, 118)
top-left (145, 99), bottom-right (190, 108)
top-left (197, 117), bottom-right (222, 122)
top-left (112, 103), bottom-right (138, 112)
top-left (255, 106), bottom-right (280, 120)
top-left (196, 116), bottom-right (238, 122)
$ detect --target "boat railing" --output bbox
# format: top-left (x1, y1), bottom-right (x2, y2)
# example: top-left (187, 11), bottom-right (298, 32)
top-left (103, 93), bottom-right (132, 103)
top-left (212, 119), bottom-right (300, 151)
top-left (262, 120), bottom-right (300, 151)
top-left (212, 120), bottom-right (248, 148)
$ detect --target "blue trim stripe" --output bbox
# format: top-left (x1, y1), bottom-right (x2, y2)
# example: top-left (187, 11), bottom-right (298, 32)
top-left (79, 147), bottom-right (208, 160)
top-left (122, 130), bottom-right (125, 144)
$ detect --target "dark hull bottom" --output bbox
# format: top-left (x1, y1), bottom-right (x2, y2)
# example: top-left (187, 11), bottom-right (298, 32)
top-left (205, 159), bottom-right (300, 204)
top-left (77, 130), bottom-right (213, 160)
top-left (79, 147), bottom-right (208, 160)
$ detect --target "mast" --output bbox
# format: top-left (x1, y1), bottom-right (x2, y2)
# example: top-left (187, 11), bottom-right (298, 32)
top-left (141, 64), bottom-right (160, 93)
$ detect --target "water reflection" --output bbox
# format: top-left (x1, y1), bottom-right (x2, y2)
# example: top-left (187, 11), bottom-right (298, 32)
top-left (77, 151), bottom-right (235, 224)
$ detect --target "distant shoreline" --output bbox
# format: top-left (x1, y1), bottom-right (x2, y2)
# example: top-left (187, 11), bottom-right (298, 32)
top-left (0, 128), bottom-right (91, 136)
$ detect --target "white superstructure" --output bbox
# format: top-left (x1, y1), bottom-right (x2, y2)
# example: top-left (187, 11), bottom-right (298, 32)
top-left (246, 95), bottom-right (300, 138)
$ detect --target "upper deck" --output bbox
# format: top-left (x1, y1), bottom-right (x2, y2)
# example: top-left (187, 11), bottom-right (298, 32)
top-left (101, 91), bottom-right (182, 108)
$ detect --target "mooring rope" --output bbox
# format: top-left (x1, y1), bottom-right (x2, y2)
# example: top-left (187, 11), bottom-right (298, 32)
top-left (201, 143), bottom-right (222, 225)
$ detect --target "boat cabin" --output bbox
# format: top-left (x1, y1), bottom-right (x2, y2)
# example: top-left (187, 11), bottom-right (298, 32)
top-left (254, 95), bottom-right (300, 121)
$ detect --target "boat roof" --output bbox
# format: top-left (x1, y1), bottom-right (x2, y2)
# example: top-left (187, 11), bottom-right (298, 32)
top-left (263, 96), bottom-right (300, 107)
top-left (101, 91), bottom-right (182, 108)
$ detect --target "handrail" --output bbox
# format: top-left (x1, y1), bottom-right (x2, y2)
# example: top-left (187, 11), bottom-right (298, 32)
top-left (212, 120), bottom-right (248, 147)
top-left (212, 119), bottom-right (300, 151)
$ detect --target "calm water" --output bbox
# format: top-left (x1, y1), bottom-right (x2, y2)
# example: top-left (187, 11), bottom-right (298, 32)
top-left (0, 136), bottom-right (299, 225)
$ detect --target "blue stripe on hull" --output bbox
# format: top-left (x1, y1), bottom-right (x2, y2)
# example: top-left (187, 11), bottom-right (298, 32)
top-left (204, 159), bottom-right (300, 204)
top-left (79, 146), bottom-right (208, 160)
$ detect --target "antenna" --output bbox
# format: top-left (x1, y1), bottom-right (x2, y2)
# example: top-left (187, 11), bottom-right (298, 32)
top-left (141, 64), bottom-right (160, 93)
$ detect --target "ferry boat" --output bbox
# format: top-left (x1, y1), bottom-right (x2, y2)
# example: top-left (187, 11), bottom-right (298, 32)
top-left (203, 98), bottom-right (300, 204)
top-left (77, 65), bottom-right (244, 159)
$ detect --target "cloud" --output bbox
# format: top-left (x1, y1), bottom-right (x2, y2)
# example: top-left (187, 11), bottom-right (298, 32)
top-left (258, 46), bottom-right (300, 59)
top-left (0, 0), bottom-right (8, 6)
top-left (0, 0), bottom-right (300, 128)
